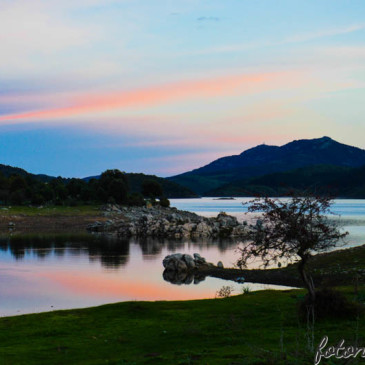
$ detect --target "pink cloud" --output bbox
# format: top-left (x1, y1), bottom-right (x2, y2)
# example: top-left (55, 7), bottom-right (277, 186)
top-left (0, 71), bottom-right (293, 123)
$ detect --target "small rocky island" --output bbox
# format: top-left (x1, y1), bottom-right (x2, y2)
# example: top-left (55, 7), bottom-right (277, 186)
top-left (87, 205), bottom-right (248, 239)
top-left (162, 252), bottom-right (232, 285)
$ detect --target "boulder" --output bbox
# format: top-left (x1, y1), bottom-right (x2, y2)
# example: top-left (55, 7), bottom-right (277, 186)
top-left (86, 221), bottom-right (104, 232)
top-left (183, 254), bottom-right (196, 269)
top-left (193, 253), bottom-right (206, 264)
top-left (217, 212), bottom-right (238, 227)
top-left (176, 259), bottom-right (188, 272)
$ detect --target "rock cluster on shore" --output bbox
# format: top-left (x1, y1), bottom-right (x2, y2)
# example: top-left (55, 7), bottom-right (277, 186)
top-left (162, 252), bottom-right (217, 285)
top-left (87, 205), bottom-right (248, 239)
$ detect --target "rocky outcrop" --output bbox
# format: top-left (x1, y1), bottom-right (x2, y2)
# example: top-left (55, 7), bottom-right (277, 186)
top-left (162, 253), bottom-right (216, 285)
top-left (87, 205), bottom-right (248, 239)
top-left (162, 253), bottom-right (302, 288)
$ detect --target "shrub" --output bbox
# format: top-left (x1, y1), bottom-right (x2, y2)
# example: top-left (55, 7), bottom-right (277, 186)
top-left (10, 190), bottom-right (25, 205)
top-left (128, 193), bottom-right (145, 207)
top-left (31, 193), bottom-right (46, 205)
top-left (142, 180), bottom-right (163, 198)
top-left (159, 197), bottom-right (170, 207)
top-left (216, 285), bottom-right (234, 298)
top-left (298, 288), bottom-right (362, 320)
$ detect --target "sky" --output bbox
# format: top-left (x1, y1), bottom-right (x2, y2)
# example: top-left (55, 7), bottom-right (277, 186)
top-left (0, 0), bottom-right (365, 178)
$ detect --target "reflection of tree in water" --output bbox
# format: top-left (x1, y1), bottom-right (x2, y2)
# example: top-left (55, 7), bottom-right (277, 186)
top-left (0, 234), bottom-right (239, 269)
top-left (0, 234), bottom-right (130, 267)
top-left (88, 239), bottom-right (130, 269)
top-left (139, 237), bottom-right (237, 258)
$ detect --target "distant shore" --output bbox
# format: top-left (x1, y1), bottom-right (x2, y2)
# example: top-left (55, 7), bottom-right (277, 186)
top-left (0, 205), bottom-right (106, 234)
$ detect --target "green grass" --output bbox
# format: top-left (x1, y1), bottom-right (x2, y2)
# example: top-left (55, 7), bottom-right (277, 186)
top-left (0, 289), bottom-right (364, 364)
top-left (274, 244), bottom-right (365, 287)
top-left (0, 205), bottom-right (102, 216)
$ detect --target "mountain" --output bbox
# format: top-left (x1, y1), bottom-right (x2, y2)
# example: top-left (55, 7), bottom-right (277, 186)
top-left (207, 164), bottom-right (365, 198)
top-left (169, 137), bottom-right (365, 195)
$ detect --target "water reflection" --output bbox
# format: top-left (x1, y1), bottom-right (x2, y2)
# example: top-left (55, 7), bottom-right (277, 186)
top-left (163, 269), bottom-right (206, 285)
top-left (0, 233), bottom-right (238, 269)
top-left (0, 233), bottom-right (301, 316)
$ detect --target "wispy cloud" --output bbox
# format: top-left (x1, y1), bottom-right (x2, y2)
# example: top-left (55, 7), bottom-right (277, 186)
top-left (197, 16), bottom-right (220, 22)
top-left (284, 23), bottom-right (365, 43)
top-left (0, 71), bottom-right (286, 123)
top-left (194, 23), bottom-right (365, 55)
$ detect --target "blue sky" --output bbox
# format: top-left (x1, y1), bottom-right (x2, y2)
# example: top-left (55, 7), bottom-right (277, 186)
top-left (0, 0), bottom-right (364, 177)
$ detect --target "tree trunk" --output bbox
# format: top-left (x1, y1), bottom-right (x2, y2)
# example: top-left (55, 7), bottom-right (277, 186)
top-left (298, 258), bottom-right (316, 303)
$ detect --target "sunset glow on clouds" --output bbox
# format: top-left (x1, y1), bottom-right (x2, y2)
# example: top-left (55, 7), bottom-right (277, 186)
top-left (0, 0), bottom-right (365, 177)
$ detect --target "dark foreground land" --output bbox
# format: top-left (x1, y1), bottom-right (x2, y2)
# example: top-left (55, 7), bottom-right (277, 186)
top-left (0, 206), bottom-right (106, 233)
top-left (0, 288), bottom-right (364, 365)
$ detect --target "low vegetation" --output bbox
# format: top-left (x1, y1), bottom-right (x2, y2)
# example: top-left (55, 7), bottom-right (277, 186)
top-left (0, 205), bottom-right (101, 216)
top-left (0, 288), bottom-right (364, 364)
top-left (0, 169), bottom-right (173, 207)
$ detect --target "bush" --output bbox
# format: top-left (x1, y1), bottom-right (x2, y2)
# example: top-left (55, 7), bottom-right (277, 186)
top-left (216, 286), bottom-right (234, 298)
top-left (128, 193), bottom-right (145, 207)
top-left (31, 193), bottom-right (46, 205)
top-left (10, 190), bottom-right (26, 205)
top-left (159, 197), bottom-right (170, 207)
top-left (298, 288), bottom-right (362, 320)
top-left (142, 180), bottom-right (163, 198)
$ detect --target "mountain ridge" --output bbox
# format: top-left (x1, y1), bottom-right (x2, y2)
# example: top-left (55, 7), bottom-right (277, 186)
top-left (168, 137), bottom-right (365, 195)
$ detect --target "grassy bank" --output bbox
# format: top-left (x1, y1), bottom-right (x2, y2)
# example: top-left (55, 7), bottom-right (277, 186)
top-left (0, 205), bottom-right (105, 234)
top-left (200, 243), bottom-right (365, 289)
top-left (0, 289), bottom-right (364, 364)
top-left (0, 205), bottom-right (101, 216)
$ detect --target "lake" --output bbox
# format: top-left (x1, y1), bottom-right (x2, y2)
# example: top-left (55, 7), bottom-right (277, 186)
top-left (1, 197), bottom-right (364, 316)
top-left (170, 198), bottom-right (365, 248)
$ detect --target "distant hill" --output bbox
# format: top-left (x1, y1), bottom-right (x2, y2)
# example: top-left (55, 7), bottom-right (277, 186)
top-left (84, 173), bottom-right (198, 198)
top-left (126, 173), bottom-right (197, 198)
top-left (169, 137), bottom-right (365, 195)
top-left (0, 164), bottom-right (55, 182)
top-left (207, 164), bottom-right (365, 198)
top-left (0, 165), bottom-right (196, 198)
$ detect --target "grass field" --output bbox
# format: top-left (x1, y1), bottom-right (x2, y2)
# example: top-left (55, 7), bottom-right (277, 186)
top-left (0, 205), bottom-right (102, 216)
top-left (0, 288), bottom-right (363, 364)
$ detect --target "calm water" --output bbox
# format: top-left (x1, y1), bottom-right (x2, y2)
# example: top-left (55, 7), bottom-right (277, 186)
top-left (0, 234), bottom-right (289, 316)
top-left (170, 198), bottom-right (365, 248)
top-left (1, 197), bottom-right (364, 316)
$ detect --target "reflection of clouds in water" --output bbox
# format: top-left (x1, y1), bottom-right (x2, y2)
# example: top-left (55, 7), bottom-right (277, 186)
top-left (0, 234), bottom-right (240, 269)
top-left (0, 233), bottom-right (292, 316)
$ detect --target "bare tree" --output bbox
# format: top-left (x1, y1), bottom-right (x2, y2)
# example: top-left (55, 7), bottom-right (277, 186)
top-left (237, 194), bottom-right (348, 302)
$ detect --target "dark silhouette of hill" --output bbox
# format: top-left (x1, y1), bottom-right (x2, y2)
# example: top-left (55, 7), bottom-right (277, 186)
top-left (0, 164), bottom-right (196, 199)
top-left (169, 137), bottom-right (365, 195)
top-left (207, 164), bottom-right (365, 198)
top-left (0, 164), bottom-right (55, 182)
